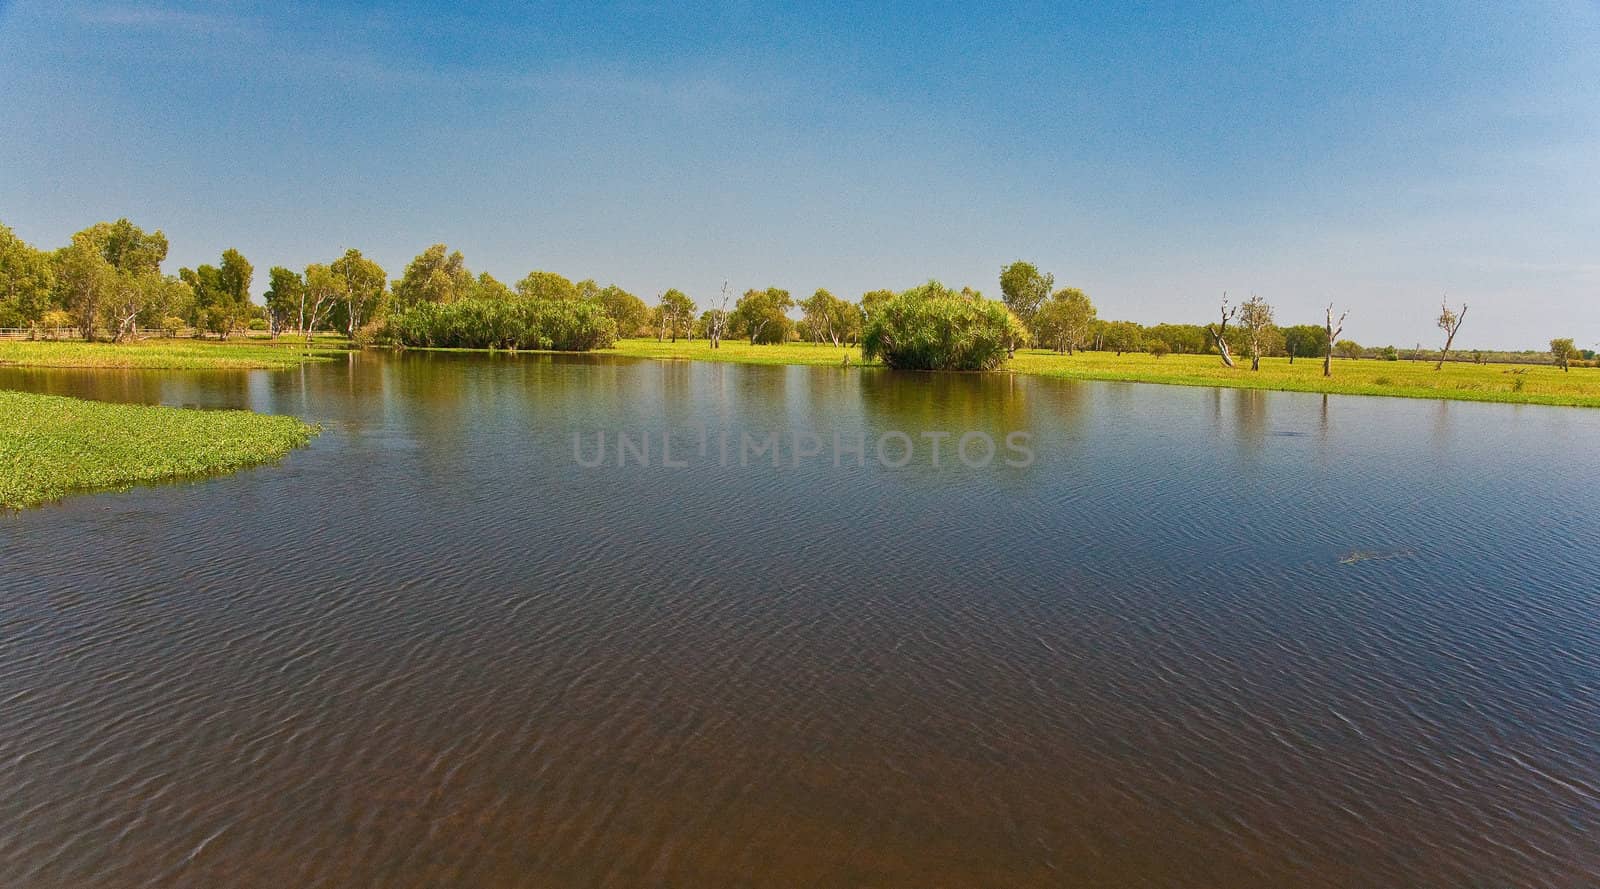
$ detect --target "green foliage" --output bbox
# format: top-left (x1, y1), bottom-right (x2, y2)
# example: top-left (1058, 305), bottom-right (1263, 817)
top-left (515, 270), bottom-right (578, 302)
top-left (1550, 337), bottom-right (1577, 371)
top-left (1034, 287), bottom-right (1096, 353)
top-left (329, 248), bottom-right (387, 336)
top-left (1148, 340), bottom-right (1172, 358)
top-left (0, 221), bottom-right (56, 327)
top-left (0, 390), bottom-right (316, 509)
top-left (264, 266), bottom-right (305, 333)
top-left (1282, 324), bottom-right (1325, 359)
top-left (55, 219), bottom-right (169, 341)
top-left (861, 281), bottom-right (1026, 370)
top-left (470, 272), bottom-right (515, 302)
top-left (600, 284), bottom-right (651, 336)
top-left (998, 261), bottom-right (1053, 335)
top-left (386, 298), bottom-right (618, 350)
top-left (0, 340), bottom-right (336, 369)
top-left (393, 244), bottom-right (473, 308)
top-left (1335, 339), bottom-right (1362, 360)
top-left (1145, 323), bottom-right (1210, 355)
top-left (731, 287), bottom-right (795, 344)
top-left (1381, 345), bottom-right (1400, 361)
top-left (1101, 320), bottom-right (1144, 354)
top-left (798, 288), bottom-right (859, 345)
top-left (653, 288), bottom-right (696, 341)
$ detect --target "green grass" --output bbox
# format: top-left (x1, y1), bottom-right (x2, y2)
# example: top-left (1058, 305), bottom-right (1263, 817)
top-left (604, 339), bottom-right (1600, 407)
top-left (0, 339), bottom-right (344, 370)
top-left (0, 391), bottom-right (318, 509)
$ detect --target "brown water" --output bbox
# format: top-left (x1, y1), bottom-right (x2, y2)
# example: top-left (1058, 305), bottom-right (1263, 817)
top-left (2, 352), bottom-right (1598, 887)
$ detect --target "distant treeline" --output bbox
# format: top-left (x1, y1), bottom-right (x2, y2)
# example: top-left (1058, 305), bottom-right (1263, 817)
top-left (2, 219), bottom-right (1590, 365)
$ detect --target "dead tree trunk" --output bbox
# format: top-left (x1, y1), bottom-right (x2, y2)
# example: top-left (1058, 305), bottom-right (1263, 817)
top-left (1207, 295), bottom-right (1238, 368)
top-left (1435, 300), bottom-right (1467, 370)
top-left (1323, 304), bottom-right (1347, 378)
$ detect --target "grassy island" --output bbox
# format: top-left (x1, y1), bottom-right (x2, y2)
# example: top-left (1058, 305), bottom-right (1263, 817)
top-left (0, 391), bottom-right (317, 509)
top-left (0, 339), bottom-right (340, 370)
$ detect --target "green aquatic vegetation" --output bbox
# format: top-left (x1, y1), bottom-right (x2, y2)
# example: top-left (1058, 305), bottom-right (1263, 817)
top-left (0, 391), bottom-right (317, 509)
top-left (0, 340), bottom-right (340, 370)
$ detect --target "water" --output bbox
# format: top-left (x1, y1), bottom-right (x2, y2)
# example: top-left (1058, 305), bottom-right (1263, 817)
top-left (2, 352), bottom-right (1598, 887)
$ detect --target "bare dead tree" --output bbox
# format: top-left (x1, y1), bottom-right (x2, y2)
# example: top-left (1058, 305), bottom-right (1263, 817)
top-left (1323, 303), bottom-right (1348, 378)
top-left (707, 281), bottom-right (732, 349)
top-left (1435, 298), bottom-right (1468, 370)
top-left (1207, 293), bottom-right (1239, 368)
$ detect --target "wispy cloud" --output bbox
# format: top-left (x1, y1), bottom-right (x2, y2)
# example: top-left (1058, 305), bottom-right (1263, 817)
top-left (73, 2), bottom-right (255, 37)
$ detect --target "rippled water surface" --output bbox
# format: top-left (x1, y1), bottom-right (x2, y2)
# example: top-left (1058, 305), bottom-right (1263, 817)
top-left (3, 353), bottom-right (1598, 887)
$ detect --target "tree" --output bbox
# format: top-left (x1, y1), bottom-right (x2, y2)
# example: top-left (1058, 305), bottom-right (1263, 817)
top-left (1550, 337), bottom-right (1578, 372)
top-left (1335, 339), bottom-right (1362, 360)
top-left (1236, 294), bottom-right (1274, 371)
top-left (469, 272), bottom-right (515, 302)
top-left (598, 284), bottom-right (650, 337)
top-left (182, 250), bottom-right (253, 339)
top-left (999, 261), bottom-right (1053, 345)
top-left (54, 220), bottom-right (169, 341)
top-left (1033, 287), bottom-right (1096, 354)
top-left (731, 287), bottom-right (794, 344)
top-left (1435, 298), bottom-right (1467, 370)
top-left (1323, 304), bottom-right (1348, 378)
top-left (330, 248), bottom-right (387, 336)
top-left (1145, 323), bottom-right (1208, 355)
top-left (515, 270), bottom-right (578, 302)
top-left (654, 288), bottom-right (696, 342)
top-left (54, 232), bottom-right (114, 340)
top-left (799, 288), bottom-right (856, 347)
top-left (1206, 295), bottom-right (1239, 367)
top-left (392, 244), bottom-right (472, 308)
top-left (0, 222), bottom-right (55, 329)
top-left (264, 267), bottom-right (305, 336)
top-left (705, 282), bottom-right (734, 349)
top-left (300, 263), bottom-right (347, 344)
top-left (1148, 340), bottom-right (1171, 358)
top-left (1100, 321), bottom-right (1144, 355)
top-left (1282, 324), bottom-right (1323, 364)
top-left (862, 281), bottom-right (1028, 370)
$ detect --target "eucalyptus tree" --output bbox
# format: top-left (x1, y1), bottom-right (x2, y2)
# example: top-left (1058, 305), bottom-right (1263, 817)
top-left (330, 248), bottom-right (387, 336)
top-left (706, 282), bottom-right (733, 349)
top-left (470, 272), bottom-right (515, 302)
top-left (732, 287), bottom-right (794, 344)
top-left (1550, 337), bottom-right (1577, 371)
top-left (392, 244), bottom-right (472, 308)
top-left (0, 222), bottom-right (55, 328)
top-left (182, 249), bottom-right (254, 339)
top-left (655, 288), bottom-right (696, 342)
top-left (1101, 320), bottom-right (1144, 355)
top-left (56, 219), bottom-right (168, 341)
top-left (999, 261), bottom-right (1053, 342)
top-left (1237, 295), bottom-right (1274, 370)
top-left (600, 284), bottom-right (650, 337)
top-left (515, 270), bottom-right (578, 302)
top-left (264, 267), bottom-right (305, 335)
top-left (1034, 287), bottom-right (1096, 354)
top-left (799, 288), bottom-right (855, 347)
top-left (1335, 340), bottom-right (1362, 359)
top-left (300, 263), bottom-right (347, 343)
top-left (1434, 299), bottom-right (1467, 369)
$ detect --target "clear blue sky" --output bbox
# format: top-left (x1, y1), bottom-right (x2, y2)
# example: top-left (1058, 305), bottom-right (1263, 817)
top-left (2, 1), bottom-right (1595, 348)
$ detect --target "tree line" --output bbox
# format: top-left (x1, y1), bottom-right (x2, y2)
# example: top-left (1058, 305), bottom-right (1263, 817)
top-left (1, 220), bottom-right (1590, 368)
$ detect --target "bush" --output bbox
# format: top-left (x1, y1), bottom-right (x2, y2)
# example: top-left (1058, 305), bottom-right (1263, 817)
top-left (861, 282), bottom-right (1027, 371)
top-left (1380, 345), bottom-right (1399, 361)
top-left (385, 298), bottom-right (618, 351)
top-left (1148, 341), bottom-right (1171, 358)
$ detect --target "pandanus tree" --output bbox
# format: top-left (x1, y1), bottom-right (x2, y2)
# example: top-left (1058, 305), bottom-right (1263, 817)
top-left (861, 281), bottom-right (1028, 371)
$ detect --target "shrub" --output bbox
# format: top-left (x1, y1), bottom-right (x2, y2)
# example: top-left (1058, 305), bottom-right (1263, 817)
top-left (1380, 345), bottom-right (1399, 361)
top-left (861, 282), bottom-right (1027, 371)
top-left (385, 298), bottom-right (618, 351)
top-left (1148, 341), bottom-right (1171, 358)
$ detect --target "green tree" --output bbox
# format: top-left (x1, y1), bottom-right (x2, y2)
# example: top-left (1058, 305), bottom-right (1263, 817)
top-left (55, 219), bottom-right (169, 341)
top-left (1101, 320), bottom-right (1144, 355)
top-left (1282, 324), bottom-right (1324, 363)
top-left (0, 222), bottom-right (56, 329)
top-left (264, 267), bottom-right (305, 335)
top-left (469, 272), bottom-right (515, 302)
top-left (182, 248), bottom-right (253, 339)
top-left (1033, 287), bottom-right (1096, 354)
top-left (599, 284), bottom-right (650, 337)
top-left (799, 288), bottom-right (857, 347)
top-left (1550, 337), bottom-right (1578, 371)
top-left (330, 248), bottom-right (387, 336)
top-left (731, 287), bottom-right (795, 344)
top-left (862, 280), bottom-right (1027, 370)
top-left (515, 270), bottom-right (578, 302)
top-left (1335, 339), bottom-right (1362, 360)
top-left (999, 261), bottom-right (1053, 342)
top-left (654, 288), bottom-right (696, 342)
top-left (301, 263), bottom-right (347, 343)
top-left (393, 244), bottom-right (473, 308)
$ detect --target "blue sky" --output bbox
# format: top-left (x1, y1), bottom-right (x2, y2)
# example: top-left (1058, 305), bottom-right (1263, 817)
top-left (1, 1), bottom-right (1595, 348)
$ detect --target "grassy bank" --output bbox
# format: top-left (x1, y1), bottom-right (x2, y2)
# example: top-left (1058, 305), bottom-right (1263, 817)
top-left (0, 339), bottom-right (342, 370)
top-left (605, 338), bottom-right (1600, 407)
top-left (0, 391), bottom-right (317, 509)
